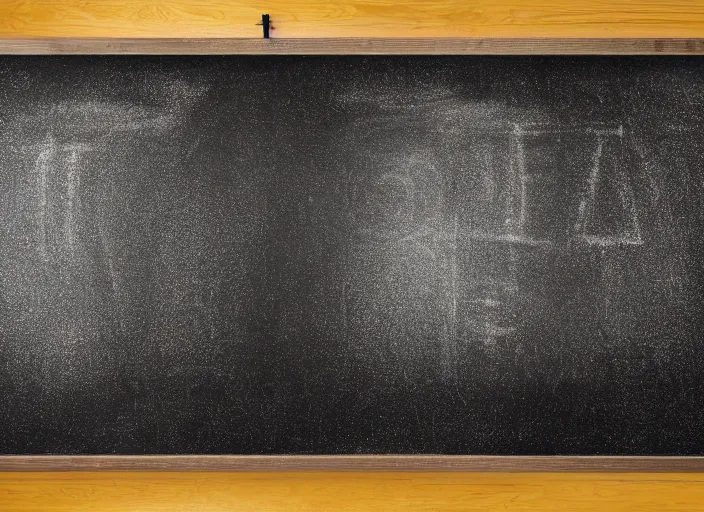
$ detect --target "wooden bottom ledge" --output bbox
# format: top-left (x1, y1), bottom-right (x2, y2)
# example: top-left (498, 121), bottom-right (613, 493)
top-left (2, 455), bottom-right (704, 472)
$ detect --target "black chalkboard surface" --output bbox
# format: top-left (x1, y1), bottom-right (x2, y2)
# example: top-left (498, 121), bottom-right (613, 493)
top-left (1, 56), bottom-right (703, 455)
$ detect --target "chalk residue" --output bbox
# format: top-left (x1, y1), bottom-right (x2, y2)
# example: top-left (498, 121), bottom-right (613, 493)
top-left (572, 128), bottom-right (643, 247)
top-left (4, 73), bottom-right (211, 393)
top-left (32, 138), bottom-right (90, 261)
top-left (64, 147), bottom-right (80, 250)
top-left (16, 75), bottom-right (209, 140)
top-left (34, 139), bottom-right (54, 261)
top-left (341, 105), bottom-right (648, 378)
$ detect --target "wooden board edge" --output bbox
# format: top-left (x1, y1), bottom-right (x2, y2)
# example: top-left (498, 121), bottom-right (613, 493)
top-left (2, 456), bottom-right (704, 472)
top-left (0, 38), bottom-right (701, 54)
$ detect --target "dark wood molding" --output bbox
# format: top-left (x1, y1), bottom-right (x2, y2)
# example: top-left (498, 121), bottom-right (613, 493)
top-left (0, 38), bottom-right (702, 54)
top-left (2, 456), bottom-right (704, 472)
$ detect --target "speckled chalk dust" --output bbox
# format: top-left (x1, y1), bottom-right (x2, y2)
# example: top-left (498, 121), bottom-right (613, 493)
top-left (0, 56), bottom-right (703, 455)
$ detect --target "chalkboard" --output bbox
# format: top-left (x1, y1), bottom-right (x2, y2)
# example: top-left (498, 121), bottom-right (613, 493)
top-left (1, 56), bottom-right (704, 455)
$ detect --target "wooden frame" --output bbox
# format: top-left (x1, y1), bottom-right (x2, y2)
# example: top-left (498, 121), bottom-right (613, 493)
top-left (2, 456), bottom-right (704, 472)
top-left (0, 37), bottom-right (702, 54)
top-left (0, 35), bottom-right (702, 476)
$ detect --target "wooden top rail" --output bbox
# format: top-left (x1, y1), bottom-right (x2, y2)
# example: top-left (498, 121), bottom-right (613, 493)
top-left (0, 37), bottom-right (702, 54)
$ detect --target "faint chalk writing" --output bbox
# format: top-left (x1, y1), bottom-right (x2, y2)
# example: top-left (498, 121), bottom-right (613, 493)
top-left (347, 122), bottom-right (645, 363)
top-left (31, 138), bottom-right (91, 262)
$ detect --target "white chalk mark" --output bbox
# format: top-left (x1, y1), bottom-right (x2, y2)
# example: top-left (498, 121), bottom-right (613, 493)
top-left (483, 324), bottom-right (517, 337)
top-left (64, 148), bottom-right (80, 251)
top-left (440, 214), bottom-right (459, 380)
top-left (512, 124), bottom-right (529, 235)
top-left (630, 134), bottom-right (662, 208)
top-left (474, 278), bottom-right (519, 293)
top-left (97, 218), bottom-right (126, 331)
top-left (413, 238), bottom-right (438, 261)
top-left (516, 123), bottom-right (623, 137)
top-left (481, 148), bottom-right (497, 203)
top-left (576, 235), bottom-right (644, 247)
top-left (397, 226), bottom-right (435, 244)
top-left (34, 139), bottom-right (56, 261)
top-left (469, 297), bottom-right (502, 308)
top-left (574, 130), bottom-right (643, 246)
top-left (416, 242), bottom-right (437, 261)
top-left (575, 137), bottom-right (604, 234)
top-left (616, 132), bottom-right (643, 245)
top-left (397, 225), bottom-right (440, 260)
top-left (464, 230), bottom-right (553, 247)
top-left (33, 139), bottom-right (92, 261)
top-left (380, 172), bottom-right (414, 217)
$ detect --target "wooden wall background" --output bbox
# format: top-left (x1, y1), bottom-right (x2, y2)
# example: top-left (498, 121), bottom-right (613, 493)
top-left (1, 1), bottom-right (704, 510)
top-left (0, 0), bottom-right (703, 38)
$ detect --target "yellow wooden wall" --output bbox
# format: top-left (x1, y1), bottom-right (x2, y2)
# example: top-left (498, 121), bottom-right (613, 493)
top-left (2, 1), bottom-right (704, 510)
top-left (3, 472), bottom-right (704, 511)
top-left (0, 0), bottom-right (703, 38)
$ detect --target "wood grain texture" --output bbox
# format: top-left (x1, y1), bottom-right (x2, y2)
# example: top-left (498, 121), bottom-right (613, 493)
top-left (1, 0), bottom-right (704, 38)
top-left (3, 456), bottom-right (704, 472)
top-left (0, 5), bottom-right (700, 512)
top-left (0, 37), bottom-right (703, 54)
top-left (2, 472), bottom-right (704, 511)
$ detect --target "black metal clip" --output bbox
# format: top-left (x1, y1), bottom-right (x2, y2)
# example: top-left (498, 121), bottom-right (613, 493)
top-left (257, 14), bottom-right (272, 39)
